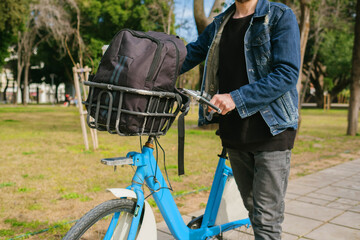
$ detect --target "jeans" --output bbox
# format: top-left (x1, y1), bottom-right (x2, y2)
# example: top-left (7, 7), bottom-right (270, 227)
top-left (226, 149), bottom-right (291, 240)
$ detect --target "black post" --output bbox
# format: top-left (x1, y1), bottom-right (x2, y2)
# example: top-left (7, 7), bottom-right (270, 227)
top-left (36, 87), bottom-right (39, 104)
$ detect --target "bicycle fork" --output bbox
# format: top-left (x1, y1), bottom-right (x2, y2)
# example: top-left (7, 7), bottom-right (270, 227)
top-left (101, 140), bottom-right (158, 240)
top-left (125, 138), bottom-right (190, 240)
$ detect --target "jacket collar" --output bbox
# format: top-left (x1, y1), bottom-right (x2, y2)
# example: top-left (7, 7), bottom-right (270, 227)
top-left (215, 0), bottom-right (270, 21)
top-left (254, 0), bottom-right (270, 18)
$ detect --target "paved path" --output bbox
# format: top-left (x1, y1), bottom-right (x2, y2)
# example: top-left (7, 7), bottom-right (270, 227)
top-left (157, 159), bottom-right (360, 239)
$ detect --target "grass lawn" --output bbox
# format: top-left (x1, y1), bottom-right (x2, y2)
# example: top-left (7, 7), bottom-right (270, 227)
top-left (0, 105), bottom-right (359, 239)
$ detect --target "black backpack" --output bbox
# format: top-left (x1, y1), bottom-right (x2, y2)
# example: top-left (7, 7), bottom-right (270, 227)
top-left (84, 29), bottom-right (189, 175)
top-left (85, 29), bottom-right (187, 134)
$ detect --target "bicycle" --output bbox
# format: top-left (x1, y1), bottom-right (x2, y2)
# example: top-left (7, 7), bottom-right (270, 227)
top-left (63, 83), bottom-right (252, 240)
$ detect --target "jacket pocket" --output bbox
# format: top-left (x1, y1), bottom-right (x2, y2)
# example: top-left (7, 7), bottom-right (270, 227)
top-left (278, 91), bottom-right (297, 122)
top-left (250, 29), bottom-right (270, 46)
top-left (249, 30), bottom-right (271, 67)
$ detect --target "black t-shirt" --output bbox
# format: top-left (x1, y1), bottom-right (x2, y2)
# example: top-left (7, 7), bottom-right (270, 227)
top-left (218, 14), bottom-right (296, 151)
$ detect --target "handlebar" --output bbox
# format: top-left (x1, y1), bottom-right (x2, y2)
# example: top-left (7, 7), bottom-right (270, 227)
top-left (181, 88), bottom-right (222, 114)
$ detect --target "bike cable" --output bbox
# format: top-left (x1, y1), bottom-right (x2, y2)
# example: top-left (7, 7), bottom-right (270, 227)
top-left (155, 137), bottom-right (173, 192)
top-left (142, 138), bottom-right (174, 200)
top-left (132, 137), bottom-right (174, 200)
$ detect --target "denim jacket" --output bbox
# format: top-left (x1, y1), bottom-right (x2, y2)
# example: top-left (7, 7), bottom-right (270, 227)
top-left (180, 0), bottom-right (300, 135)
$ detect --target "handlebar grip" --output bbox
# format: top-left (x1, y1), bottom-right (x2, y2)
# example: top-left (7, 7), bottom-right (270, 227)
top-left (198, 97), bottom-right (222, 114)
top-left (180, 88), bottom-right (222, 114)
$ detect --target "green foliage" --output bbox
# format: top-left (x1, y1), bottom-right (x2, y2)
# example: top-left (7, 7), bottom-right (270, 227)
top-left (28, 203), bottom-right (43, 210)
top-left (1, 218), bottom-right (74, 239)
top-left (199, 202), bottom-right (206, 208)
top-left (303, 0), bottom-right (356, 96)
top-left (171, 176), bottom-right (183, 182)
top-left (78, 0), bottom-right (175, 69)
top-left (87, 38), bottom-right (105, 72)
top-left (61, 192), bottom-right (81, 200)
top-left (147, 199), bottom-right (157, 207)
top-left (166, 164), bottom-right (178, 169)
top-left (18, 187), bottom-right (32, 193)
top-left (318, 30), bottom-right (354, 88)
top-left (0, 32), bottom-right (15, 69)
top-left (0, 182), bottom-right (16, 188)
top-left (22, 151), bottom-right (36, 155)
top-left (0, 0), bottom-right (176, 95)
top-left (0, 0), bottom-right (29, 69)
top-left (61, 192), bottom-right (93, 201)
top-left (0, 229), bottom-right (15, 237)
top-left (0, 0), bottom-right (28, 31)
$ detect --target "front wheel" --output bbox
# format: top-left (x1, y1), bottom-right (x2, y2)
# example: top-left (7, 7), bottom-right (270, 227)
top-left (63, 199), bottom-right (137, 240)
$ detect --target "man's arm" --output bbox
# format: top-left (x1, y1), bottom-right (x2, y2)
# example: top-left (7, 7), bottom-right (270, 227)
top-left (180, 22), bottom-right (216, 74)
top-left (229, 8), bottom-right (300, 118)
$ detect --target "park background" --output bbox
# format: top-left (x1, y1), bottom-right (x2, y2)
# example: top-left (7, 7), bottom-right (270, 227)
top-left (0, 0), bottom-right (360, 239)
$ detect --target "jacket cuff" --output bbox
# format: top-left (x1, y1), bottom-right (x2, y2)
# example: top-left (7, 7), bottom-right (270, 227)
top-left (230, 90), bottom-right (248, 118)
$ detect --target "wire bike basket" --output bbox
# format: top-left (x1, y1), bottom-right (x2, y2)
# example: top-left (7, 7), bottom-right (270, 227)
top-left (83, 81), bottom-right (185, 136)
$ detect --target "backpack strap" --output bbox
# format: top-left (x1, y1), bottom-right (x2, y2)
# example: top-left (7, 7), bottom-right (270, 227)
top-left (175, 88), bottom-right (190, 175)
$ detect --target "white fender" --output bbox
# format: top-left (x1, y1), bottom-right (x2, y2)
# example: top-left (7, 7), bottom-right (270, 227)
top-left (107, 188), bottom-right (157, 240)
top-left (214, 176), bottom-right (248, 225)
top-left (108, 188), bottom-right (137, 199)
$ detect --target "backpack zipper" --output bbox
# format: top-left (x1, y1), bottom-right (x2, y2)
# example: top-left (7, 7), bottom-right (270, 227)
top-left (168, 39), bottom-right (180, 85)
top-left (125, 29), bottom-right (163, 89)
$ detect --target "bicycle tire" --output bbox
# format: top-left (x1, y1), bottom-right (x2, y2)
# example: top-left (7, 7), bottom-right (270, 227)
top-left (62, 199), bottom-right (138, 240)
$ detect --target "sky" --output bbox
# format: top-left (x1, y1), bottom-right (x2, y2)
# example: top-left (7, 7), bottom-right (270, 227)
top-left (173, 0), bottom-right (234, 43)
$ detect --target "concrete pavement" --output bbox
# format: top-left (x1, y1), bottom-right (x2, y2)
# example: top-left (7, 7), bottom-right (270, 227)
top-left (157, 159), bottom-right (360, 239)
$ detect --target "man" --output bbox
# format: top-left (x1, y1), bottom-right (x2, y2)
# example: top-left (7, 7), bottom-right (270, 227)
top-left (180, 0), bottom-right (300, 239)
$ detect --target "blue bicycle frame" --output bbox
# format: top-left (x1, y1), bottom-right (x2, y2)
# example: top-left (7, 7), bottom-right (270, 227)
top-left (107, 139), bottom-right (250, 240)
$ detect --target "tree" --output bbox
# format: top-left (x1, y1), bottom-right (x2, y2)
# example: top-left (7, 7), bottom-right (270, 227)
top-left (194, 0), bottom-right (225, 35)
top-left (30, 41), bottom-right (74, 103)
top-left (301, 0), bottom-right (356, 107)
top-left (301, 0), bottom-right (348, 104)
top-left (148, 0), bottom-right (175, 34)
top-left (77, 0), bottom-right (176, 71)
top-left (0, 0), bottom-right (28, 70)
top-left (297, 0), bottom-right (311, 94)
top-left (347, 0), bottom-right (360, 136)
top-left (16, 0), bottom-right (76, 105)
top-left (0, 0), bottom-right (27, 103)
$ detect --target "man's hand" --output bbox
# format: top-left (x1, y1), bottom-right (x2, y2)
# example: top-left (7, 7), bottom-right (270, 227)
top-left (209, 94), bottom-right (236, 115)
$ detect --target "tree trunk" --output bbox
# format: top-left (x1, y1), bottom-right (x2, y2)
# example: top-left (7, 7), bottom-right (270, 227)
top-left (300, 41), bottom-right (321, 105)
top-left (23, 58), bottom-right (31, 105)
top-left (166, 2), bottom-right (173, 34)
top-left (330, 75), bottom-right (351, 102)
top-left (300, 0), bottom-right (326, 107)
top-left (16, 51), bottom-right (24, 104)
top-left (297, 0), bottom-right (311, 95)
top-left (3, 70), bottom-right (9, 103)
top-left (310, 61), bottom-right (326, 108)
top-left (12, 79), bottom-right (16, 104)
top-left (346, 0), bottom-right (360, 136)
top-left (55, 84), bottom-right (59, 103)
top-left (194, 0), bottom-right (225, 35)
top-left (16, 64), bottom-right (23, 105)
top-left (296, 0), bottom-right (311, 136)
top-left (194, 0), bottom-right (210, 34)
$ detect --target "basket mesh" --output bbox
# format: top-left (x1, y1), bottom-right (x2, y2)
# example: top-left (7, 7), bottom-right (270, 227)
top-left (83, 81), bottom-right (183, 136)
